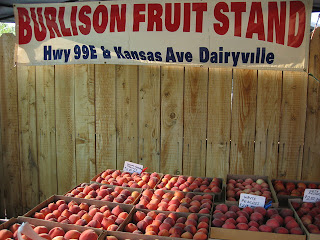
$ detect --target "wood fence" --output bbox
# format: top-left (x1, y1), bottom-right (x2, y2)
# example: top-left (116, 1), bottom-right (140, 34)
top-left (0, 29), bottom-right (320, 218)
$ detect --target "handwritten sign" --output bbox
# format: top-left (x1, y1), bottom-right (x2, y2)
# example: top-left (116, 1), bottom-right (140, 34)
top-left (123, 161), bottom-right (144, 174)
top-left (303, 189), bottom-right (320, 203)
top-left (239, 193), bottom-right (266, 208)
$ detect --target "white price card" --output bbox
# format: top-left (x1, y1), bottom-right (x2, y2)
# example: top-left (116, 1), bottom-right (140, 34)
top-left (239, 193), bottom-right (266, 208)
top-left (303, 189), bottom-right (320, 203)
top-left (123, 161), bottom-right (144, 174)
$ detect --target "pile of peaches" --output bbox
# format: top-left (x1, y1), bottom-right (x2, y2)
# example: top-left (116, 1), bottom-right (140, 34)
top-left (136, 189), bottom-right (213, 214)
top-left (0, 224), bottom-right (99, 240)
top-left (155, 174), bottom-right (221, 193)
top-left (226, 178), bottom-right (273, 202)
top-left (291, 201), bottom-right (320, 234)
top-left (94, 170), bottom-right (161, 189)
top-left (65, 183), bottom-right (140, 204)
top-left (212, 203), bottom-right (304, 234)
top-left (31, 199), bottom-right (129, 231)
top-left (273, 180), bottom-right (320, 197)
top-left (124, 210), bottom-right (209, 239)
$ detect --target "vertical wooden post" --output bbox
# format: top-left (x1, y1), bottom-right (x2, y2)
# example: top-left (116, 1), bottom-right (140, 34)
top-left (183, 67), bottom-right (208, 177)
top-left (36, 65), bottom-right (57, 201)
top-left (95, 65), bottom-right (117, 173)
top-left (160, 66), bottom-right (184, 175)
top-left (254, 70), bottom-right (282, 178)
top-left (75, 64), bottom-right (95, 183)
top-left (17, 65), bottom-right (39, 213)
top-left (138, 66), bottom-right (161, 172)
top-left (207, 68), bottom-right (232, 179)
top-left (55, 65), bottom-right (76, 194)
top-left (230, 69), bottom-right (257, 175)
top-left (302, 28), bottom-right (320, 181)
top-left (116, 65), bottom-right (138, 169)
top-left (0, 33), bottom-right (22, 217)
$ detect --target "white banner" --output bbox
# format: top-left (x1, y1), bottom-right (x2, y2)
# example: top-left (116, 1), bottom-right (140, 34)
top-left (14, 0), bottom-right (312, 70)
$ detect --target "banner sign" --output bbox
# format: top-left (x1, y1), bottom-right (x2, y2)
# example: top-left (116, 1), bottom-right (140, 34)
top-left (14, 0), bottom-right (312, 70)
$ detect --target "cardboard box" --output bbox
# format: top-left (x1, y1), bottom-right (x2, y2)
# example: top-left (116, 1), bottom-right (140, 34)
top-left (156, 174), bottom-right (224, 201)
top-left (273, 179), bottom-right (320, 206)
top-left (210, 202), bottom-right (307, 240)
top-left (65, 182), bottom-right (143, 205)
top-left (136, 188), bottom-right (214, 215)
top-left (118, 208), bottom-right (211, 240)
top-left (288, 199), bottom-right (320, 240)
top-left (91, 170), bottom-right (163, 190)
top-left (23, 195), bottom-right (134, 231)
top-left (225, 174), bottom-right (279, 207)
top-left (0, 217), bottom-right (105, 240)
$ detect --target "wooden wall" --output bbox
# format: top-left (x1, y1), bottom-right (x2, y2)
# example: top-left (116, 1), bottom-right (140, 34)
top-left (0, 29), bottom-right (320, 218)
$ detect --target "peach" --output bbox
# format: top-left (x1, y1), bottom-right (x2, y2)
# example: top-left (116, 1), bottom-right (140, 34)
top-left (38, 233), bottom-right (52, 240)
top-left (290, 227), bottom-right (303, 235)
top-left (198, 222), bottom-right (208, 229)
top-left (193, 232), bottom-right (207, 240)
top-left (237, 223), bottom-right (249, 230)
top-left (222, 223), bottom-right (236, 229)
top-left (169, 226), bottom-right (183, 236)
top-left (280, 209), bottom-right (293, 218)
top-left (79, 229), bottom-right (98, 240)
top-left (212, 219), bottom-right (224, 227)
top-left (75, 219), bottom-right (87, 226)
top-left (134, 211), bottom-right (146, 222)
top-left (274, 227), bottom-right (289, 234)
top-left (125, 223), bottom-right (138, 233)
top-left (248, 226), bottom-right (259, 231)
top-left (168, 212), bottom-right (178, 221)
top-left (64, 230), bottom-right (81, 240)
top-left (111, 205), bottom-right (123, 216)
top-left (81, 213), bottom-right (92, 223)
top-left (0, 229), bottom-right (13, 239)
top-left (34, 226), bottom-right (49, 234)
top-left (286, 220), bottom-right (299, 230)
top-left (137, 220), bottom-right (148, 231)
top-left (49, 227), bottom-right (65, 238)
top-left (34, 212), bottom-right (45, 219)
top-left (144, 216), bottom-right (154, 225)
top-left (158, 229), bottom-right (170, 236)
top-left (266, 218), bottom-right (280, 229)
top-left (181, 231), bottom-right (193, 239)
top-left (185, 225), bottom-right (197, 235)
top-left (87, 219), bottom-right (102, 228)
top-left (259, 225), bottom-right (273, 232)
top-left (146, 225), bottom-right (159, 234)
top-left (159, 222), bottom-right (171, 231)
top-left (52, 237), bottom-right (64, 240)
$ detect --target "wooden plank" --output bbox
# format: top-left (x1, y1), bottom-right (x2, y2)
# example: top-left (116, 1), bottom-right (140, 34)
top-left (254, 70), bottom-right (282, 178)
top-left (55, 65), bottom-right (76, 194)
top-left (206, 68), bottom-right (232, 179)
top-left (116, 65), bottom-right (138, 169)
top-left (75, 64), bottom-right (95, 183)
top-left (230, 69), bottom-right (257, 175)
top-left (0, 33), bottom-right (22, 217)
top-left (183, 66), bottom-right (208, 177)
top-left (138, 66), bottom-right (161, 172)
top-left (95, 64), bottom-right (116, 173)
top-left (36, 65), bottom-right (57, 201)
top-left (160, 66), bottom-right (184, 175)
top-left (17, 65), bottom-right (39, 213)
top-left (278, 71), bottom-right (307, 180)
top-left (302, 28), bottom-right (320, 181)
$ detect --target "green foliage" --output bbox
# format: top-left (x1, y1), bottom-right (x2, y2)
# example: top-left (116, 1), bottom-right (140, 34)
top-left (0, 23), bottom-right (15, 36)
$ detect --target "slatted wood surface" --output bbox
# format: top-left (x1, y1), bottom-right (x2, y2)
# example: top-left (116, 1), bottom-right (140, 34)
top-left (1, 30), bottom-right (320, 218)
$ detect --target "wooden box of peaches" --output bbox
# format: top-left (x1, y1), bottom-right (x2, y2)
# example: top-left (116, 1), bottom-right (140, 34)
top-left (272, 179), bottom-right (320, 206)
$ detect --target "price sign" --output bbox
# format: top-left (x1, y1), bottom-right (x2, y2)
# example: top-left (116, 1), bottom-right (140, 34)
top-left (303, 189), bottom-right (320, 203)
top-left (239, 193), bottom-right (266, 208)
top-left (123, 161), bottom-right (144, 174)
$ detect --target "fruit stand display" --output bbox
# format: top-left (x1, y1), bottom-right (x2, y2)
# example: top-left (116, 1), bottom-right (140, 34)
top-left (1, 169), bottom-right (320, 240)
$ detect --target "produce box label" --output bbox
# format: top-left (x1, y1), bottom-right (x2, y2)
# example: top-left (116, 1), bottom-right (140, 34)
top-left (239, 193), bottom-right (266, 208)
top-left (14, 0), bottom-right (312, 71)
top-left (123, 161), bottom-right (144, 174)
top-left (303, 189), bottom-right (320, 203)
